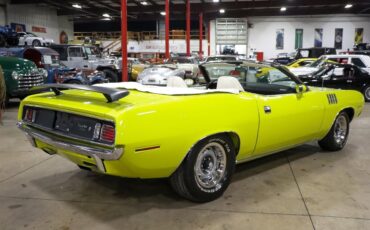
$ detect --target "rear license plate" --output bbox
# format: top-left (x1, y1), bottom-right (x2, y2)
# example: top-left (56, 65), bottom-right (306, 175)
top-left (54, 112), bottom-right (96, 139)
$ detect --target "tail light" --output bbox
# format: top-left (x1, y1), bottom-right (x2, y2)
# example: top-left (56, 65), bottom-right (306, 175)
top-left (100, 124), bottom-right (115, 143)
top-left (24, 108), bottom-right (36, 123)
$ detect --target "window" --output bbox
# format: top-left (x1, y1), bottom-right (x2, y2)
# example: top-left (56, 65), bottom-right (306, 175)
top-left (351, 58), bottom-right (366, 68)
top-left (68, 47), bottom-right (83, 57)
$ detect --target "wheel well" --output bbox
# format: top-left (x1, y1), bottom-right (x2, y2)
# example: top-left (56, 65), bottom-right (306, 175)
top-left (222, 132), bottom-right (241, 156)
top-left (342, 108), bottom-right (355, 122)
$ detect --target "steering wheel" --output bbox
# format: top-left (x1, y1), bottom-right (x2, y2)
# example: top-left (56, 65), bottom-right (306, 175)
top-left (206, 79), bottom-right (218, 89)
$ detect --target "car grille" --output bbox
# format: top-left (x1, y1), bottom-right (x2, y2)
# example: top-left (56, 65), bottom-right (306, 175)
top-left (18, 75), bottom-right (45, 90)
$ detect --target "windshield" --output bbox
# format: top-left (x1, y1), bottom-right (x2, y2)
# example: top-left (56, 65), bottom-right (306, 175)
top-left (206, 56), bottom-right (237, 62)
top-left (27, 33), bottom-right (38, 37)
top-left (203, 64), bottom-right (298, 91)
top-left (309, 57), bottom-right (326, 67)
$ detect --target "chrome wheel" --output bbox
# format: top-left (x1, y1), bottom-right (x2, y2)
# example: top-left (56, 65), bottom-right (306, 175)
top-left (334, 115), bottom-right (348, 146)
top-left (365, 87), bottom-right (370, 101)
top-left (194, 142), bottom-right (227, 189)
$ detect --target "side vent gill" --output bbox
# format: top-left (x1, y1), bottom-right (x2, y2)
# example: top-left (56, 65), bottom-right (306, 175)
top-left (327, 93), bottom-right (338, 104)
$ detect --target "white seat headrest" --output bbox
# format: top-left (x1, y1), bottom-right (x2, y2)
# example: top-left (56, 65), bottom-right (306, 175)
top-left (166, 76), bottom-right (188, 88)
top-left (216, 76), bottom-right (245, 92)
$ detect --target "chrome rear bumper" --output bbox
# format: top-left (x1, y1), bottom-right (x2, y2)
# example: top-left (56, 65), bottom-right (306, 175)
top-left (17, 122), bottom-right (124, 172)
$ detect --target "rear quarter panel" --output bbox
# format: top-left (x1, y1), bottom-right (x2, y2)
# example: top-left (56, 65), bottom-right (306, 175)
top-left (110, 92), bottom-right (260, 178)
top-left (316, 88), bottom-right (364, 139)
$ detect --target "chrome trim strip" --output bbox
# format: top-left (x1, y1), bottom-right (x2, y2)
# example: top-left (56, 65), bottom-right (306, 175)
top-left (22, 121), bottom-right (115, 148)
top-left (18, 122), bottom-right (123, 161)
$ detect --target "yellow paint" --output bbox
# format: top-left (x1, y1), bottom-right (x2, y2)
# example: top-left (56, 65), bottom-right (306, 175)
top-left (18, 86), bottom-right (364, 179)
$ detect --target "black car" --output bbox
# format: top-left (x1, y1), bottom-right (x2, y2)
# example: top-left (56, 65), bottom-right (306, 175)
top-left (299, 64), bottom-right (370, 101)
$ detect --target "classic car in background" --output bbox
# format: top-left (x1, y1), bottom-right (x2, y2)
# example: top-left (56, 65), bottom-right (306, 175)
top-left (128, 57), bottom-right (148, 81)
top-left (287, 58), bottom-right (317, 68)
top-left (290, 54), bottom-right (370, 76)
top-left (1, 56), bottom-right (47, 106)
top-left (166, 56), bottom-right (199, 79)
top-left (17, 32), bottom-right (54, 47)
top-left (17, 61), bottom-right (364, 202)
top-left (50, 44), bottom-right (120, 82)
top-left (300, 64), bottom-right (370, 101)
top-left (0, 47), bottom-right (107, 85)
top-left (272, 47), bottom-right (337, 65)
top-left (137, 65), bottom-right (186, 86)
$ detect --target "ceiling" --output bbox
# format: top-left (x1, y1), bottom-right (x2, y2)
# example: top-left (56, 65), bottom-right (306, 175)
top-left (10, 0), bottom-right (370, 22)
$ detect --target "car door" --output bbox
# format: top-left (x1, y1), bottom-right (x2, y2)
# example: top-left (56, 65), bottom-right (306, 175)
top-left (67, 46), bottom-right (85, 69)
top-left (247, 68), bottom-right (325, 156)
top-left (254, 92), bottom-right (325, 155)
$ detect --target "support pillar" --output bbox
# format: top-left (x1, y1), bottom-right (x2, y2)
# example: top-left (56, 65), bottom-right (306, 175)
top-left (199, 12), bottom-right (203, 58)
top-left (121, 0), bottom-right (128, 81)
top-left (165, 0), bottom-right (170, 59)
top-left (186, 0), bottom-right (190, 56)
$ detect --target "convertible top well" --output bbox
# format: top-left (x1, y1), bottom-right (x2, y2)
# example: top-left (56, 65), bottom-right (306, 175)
top-left (96, 82), bottom-right (240, 95)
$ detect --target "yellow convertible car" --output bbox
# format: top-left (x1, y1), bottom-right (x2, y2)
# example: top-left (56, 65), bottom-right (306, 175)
top-left (17, 62), bottom-right (364, 202)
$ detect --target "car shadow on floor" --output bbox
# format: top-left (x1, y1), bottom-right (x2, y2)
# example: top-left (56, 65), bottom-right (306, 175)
top-left (28, 143), bottom-right (325, 212)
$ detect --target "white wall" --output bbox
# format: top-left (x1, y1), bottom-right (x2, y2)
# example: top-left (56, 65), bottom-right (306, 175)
top-left (6, 4), bottom-right (74, 44)
top-left (248, 15), bottom-right (370, 60)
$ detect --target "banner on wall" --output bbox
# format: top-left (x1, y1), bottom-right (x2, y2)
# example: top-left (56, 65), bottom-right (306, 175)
top-left (314, 28), bottom-right (323, 47)
top-left (60, 31), bottom-right (69, 44)
top-left (10, 23), bottom-right (26, 32)
top-left (276, 29), bottom-right (284, 50)
top-left (295, 29), bottom-right (303, 49)
top-left (334, 28), bottom-right (343, 49)
top-left (355, 28), bottom-right (364, 44)
top-left (32, 26), bottom-right (46, 33)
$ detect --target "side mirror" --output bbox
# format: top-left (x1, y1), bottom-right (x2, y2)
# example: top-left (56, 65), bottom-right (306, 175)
top-left (296, 84), bottom-right (308, 94)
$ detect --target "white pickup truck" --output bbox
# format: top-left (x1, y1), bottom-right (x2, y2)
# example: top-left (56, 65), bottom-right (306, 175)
top-left (289, 54), bottom-right (370, 76)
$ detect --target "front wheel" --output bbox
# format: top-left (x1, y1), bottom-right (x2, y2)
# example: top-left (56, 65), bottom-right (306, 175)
top-left (170, 134), bottom-right (235, 202)
top-left (318, 112), bottom-right (349, 151)
top-left (363, 85), bottom-right (370, 102)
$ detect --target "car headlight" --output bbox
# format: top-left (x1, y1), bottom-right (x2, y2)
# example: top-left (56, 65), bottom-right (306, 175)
top-left (11, 71), bottom-right (19, 80)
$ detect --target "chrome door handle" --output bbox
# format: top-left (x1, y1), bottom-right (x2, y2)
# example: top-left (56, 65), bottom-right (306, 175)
top-left (264, 106), bottom-right (272, 113)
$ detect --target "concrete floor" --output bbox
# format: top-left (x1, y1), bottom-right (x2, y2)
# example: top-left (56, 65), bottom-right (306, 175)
top-left (0, 102), bottom-right (370, 230)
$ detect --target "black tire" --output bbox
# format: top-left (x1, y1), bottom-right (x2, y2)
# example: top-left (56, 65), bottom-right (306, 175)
top-left (363, 85), bottom-right (370, 102)
top-left (318, 111), bottom-right (350, 151)
top-left (103, 69), bottom-right (118, 82)
top-left (32, 39), bottom-right (42, 47)
top-left (170, 134), bottom-right (236, 202)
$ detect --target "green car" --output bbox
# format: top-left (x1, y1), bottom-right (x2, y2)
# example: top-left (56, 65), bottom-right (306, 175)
top-left (0, 56), bottom-right (48, 105)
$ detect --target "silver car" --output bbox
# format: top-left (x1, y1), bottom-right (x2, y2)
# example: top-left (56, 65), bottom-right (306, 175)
top-left (137, 65), bottom-right (185, 86)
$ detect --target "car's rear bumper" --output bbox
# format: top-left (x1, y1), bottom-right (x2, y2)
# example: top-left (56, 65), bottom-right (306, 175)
top-left (17, 122), bottom-right (124, 173)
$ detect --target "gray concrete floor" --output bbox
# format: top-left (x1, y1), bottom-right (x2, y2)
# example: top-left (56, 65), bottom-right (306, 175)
top-left (1, 102), bottom-right (370, 230)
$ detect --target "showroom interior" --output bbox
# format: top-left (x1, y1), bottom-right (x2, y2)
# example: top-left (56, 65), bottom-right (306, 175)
top-left (1, 0), bottom-right (370, 229)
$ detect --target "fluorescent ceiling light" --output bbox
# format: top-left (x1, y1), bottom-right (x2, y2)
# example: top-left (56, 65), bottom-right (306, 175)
top-left (103, 13), bottom-right (110, 18)
top-left (345, 4), bottom-right (353, 9)
top-left (141, 1), bottom-right (148, 5)
top-left (219, 9), bottom-right (225, 14)
top-left (160, 11), bottom-right (166, 16)
top-left (72, 4), bottom-right (82, 9)
top-left (213, 0), bottom-right (220, 2)
top-left (280, 7), bottom-right (287, 11)
top-left (102, 18), bottom-right (111, 21)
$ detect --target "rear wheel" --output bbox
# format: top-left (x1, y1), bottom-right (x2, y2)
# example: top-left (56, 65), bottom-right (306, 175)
top-left (170, 134), bottom-right (235, 202)
top-left (363, 85), bottom-right (370, 102)
top-left (32, 39), bottom-right (42, 47)
top-left (318, 112), bottom-right (349, 151)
